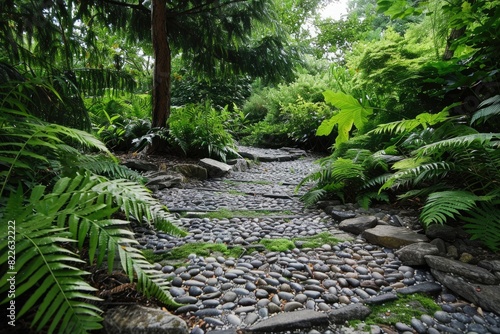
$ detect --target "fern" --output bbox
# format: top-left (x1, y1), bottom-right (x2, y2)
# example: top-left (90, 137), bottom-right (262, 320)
top-left (0, 188), bottom-right (103, 333)
top-left (462, 201), bottom-right (500, 252)
top-left (420, 190), bottom-right (484, 225)
top-left (470, 95), bottom-right (500, 125)
top-left (415, 133), bottom-right (500, 158)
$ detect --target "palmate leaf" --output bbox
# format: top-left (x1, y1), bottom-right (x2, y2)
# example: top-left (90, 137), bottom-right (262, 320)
top-left (317, 91), bottom-right (373, 148)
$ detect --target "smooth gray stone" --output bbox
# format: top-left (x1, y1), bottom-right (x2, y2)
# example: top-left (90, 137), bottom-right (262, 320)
top-left (395, 242), bottom-right (439, 266)
top-left (362, 225), bottom-right (429, 248)
top-left (247, 310), bottom-right (328, 332)
top-left (328, 304), bottom-right (371, 323)
top-left (397, 282), bottom-right (442, 296)
top-left (339, 216), bottom-right (378, 235)
top-left (104, 305), bottom-right (189, 334)
top-left (362, 293), bottom-right (398, 307)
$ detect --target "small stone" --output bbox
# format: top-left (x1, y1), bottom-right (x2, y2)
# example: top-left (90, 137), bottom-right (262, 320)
top-left (434, 310), bottom-right (452, 323)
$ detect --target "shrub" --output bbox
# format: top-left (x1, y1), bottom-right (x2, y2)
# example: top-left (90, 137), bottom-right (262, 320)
top-left (167, 102), bottom-right (239, 161)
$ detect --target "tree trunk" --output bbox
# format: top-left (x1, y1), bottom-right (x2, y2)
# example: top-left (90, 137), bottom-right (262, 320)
top-left (443, 27), bottom-right (466, 60)
top-left (150, 0), bottom-right (171, 153)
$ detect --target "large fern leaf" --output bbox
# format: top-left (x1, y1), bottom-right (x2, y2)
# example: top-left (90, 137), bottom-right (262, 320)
top-left (420, 190), bottom-right (483, 226)
top-left (462, 201), bottom-right (500, 252)
top-left (470, 95), bottom-right (500, 125)
top-left (0, 189), bottom-right (103, 334)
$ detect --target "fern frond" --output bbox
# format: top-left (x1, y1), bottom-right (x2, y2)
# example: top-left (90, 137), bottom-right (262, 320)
top-left (381, 161), bottom-right (455, 191)
top-left (471, 95), bottom-right (500, 125)
top-left (462, 201), bottom-right (500, 252)
top-left (415, 133), bottom-right (500, 157)
top-left (300, 189), bottom-right (327, 207)
top-left (0, 189), bottom-right (103, 334)
top-left (420, 190), bottom-right (483, 226)
top-left (118, 246), bottom-right (179, 307)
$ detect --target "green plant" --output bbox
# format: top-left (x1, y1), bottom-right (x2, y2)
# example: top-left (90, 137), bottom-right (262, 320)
top-left (168, 102), bottom-right (239, 161)
top-left (0, 81), bottom-right (186, 333)
top-left (294, 232), bottom-right (344, 248)
top-left (360, 293), bottom-right (440, 327)
top-left (317, 91), bottom-right (374, 149)
top-left (148, 243), bottom-right (244, 261)
top-left (259, 238), bottom-right (295, 252)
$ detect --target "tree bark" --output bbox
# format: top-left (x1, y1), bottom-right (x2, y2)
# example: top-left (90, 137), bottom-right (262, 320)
top-left (150, 0), bottom-right (171, 153)
top-left (443, 27), bottom-right (466, 60)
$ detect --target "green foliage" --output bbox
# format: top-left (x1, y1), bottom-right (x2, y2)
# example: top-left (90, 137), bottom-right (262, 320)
top-left (0, 80), bottom-right (185, 333)
top-left (317, 91), bottom-right (373, 148)
top-left (362, 293), bottom-right (440, 327)
top-left (168, 102), bottom-right (239, 161)
top-left (259, 238), bottom-right (296, 252)
top-left (294, 232), bottom-right (344, 248)
top-left (147, 243), bottom-right (244, 262)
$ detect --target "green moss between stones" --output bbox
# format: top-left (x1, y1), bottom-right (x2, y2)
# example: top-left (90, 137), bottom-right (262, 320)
top-left (356, 293), bottom-right (441, 328)
top-left (294, 232), bottom-right (343, 248)
top-left (142, 243), bottom-right (244, 263)
top-left (259, 238), bottom-right (295, 252)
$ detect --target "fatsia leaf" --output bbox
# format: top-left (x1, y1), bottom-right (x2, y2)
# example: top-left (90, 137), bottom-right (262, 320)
top-left (318, 91), bottom-right (372, 148)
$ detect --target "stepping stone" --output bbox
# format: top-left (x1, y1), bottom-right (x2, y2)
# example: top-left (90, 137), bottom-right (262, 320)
top-left (247, 310), bottom-right (328, 332)
top-left (362, 225), bottom-right (429, 248)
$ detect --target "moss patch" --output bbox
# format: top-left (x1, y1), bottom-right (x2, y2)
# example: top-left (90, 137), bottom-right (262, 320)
top-left (142, 243), bottom-right (244, 263)
top-left (259, 238), bottom-right (295, 252)
top-left (360, 293), bottom-right (441, 327)
top-left (294, 232), bottom-right (343, 248)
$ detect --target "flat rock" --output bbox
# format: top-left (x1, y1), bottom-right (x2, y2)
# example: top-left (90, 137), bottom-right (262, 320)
top-left (425, 255), bottom-right (499, 285)
top-left (123, 159), bottom-right (158, 172)
top-left (364, 293), bottom-right (399, 305)
top-left (173, 164), bottom-right (208, 180)
top-left (395, 242), bottom-right (440, 266)
top-left (431, 269), bottom-right (500, 315)
top-left (339, 216), bottom-right (378, 235)
top-left (237, 146), bottom-right (306, 162)
top-left (145, 171), bottom-right (184, 190)
top-left (199, 158), bottom-right (232, 178)
top-left (397, 282), bottom-right (442, 296)
top-left (104, 305), bottom-right (189, 334)
top-left (362, 225), bottom-right (429, 248)
top-left (327, 304), bottom-right (372, 324)
top-left (245, 310), bottom-right (328, 332)
top-left (329, 209), bottom-right (356, 221)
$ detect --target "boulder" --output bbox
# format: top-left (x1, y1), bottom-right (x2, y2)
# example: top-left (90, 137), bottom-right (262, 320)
top-left (431, 269), bottom-right (500, 315)
top-left (362, 225), bottom-right (429, 249)
top-left (173, 164), bottom-right (208, 180)
top-left (327, 304), bottom-right (372, 324)
top-left (425, 255), bottom-right (499, 285)
top-left (329, 209), bottom-right (356, 221)
top-left (227, 158), bottom-right (250, 172)
top-left (395, 242), bottom-right (440, 266)
top-left (199, 158), bottom-right (232, 178)
top-left (246, 309), bottom-right (328, 332)
top-left (123, 159), bottom-right (157, 172)
top-left (145, 171), bottom-right (184, 190)
top-left (104, 305), bottom-right (189, 334)
top-left (338, 216), bottom-right (378, 235)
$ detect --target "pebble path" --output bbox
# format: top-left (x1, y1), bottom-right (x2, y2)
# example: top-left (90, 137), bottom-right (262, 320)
top-left (133, 149), bottom-right (500, 334)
